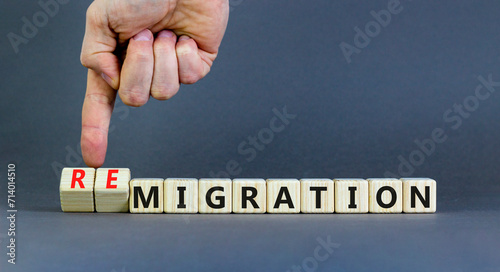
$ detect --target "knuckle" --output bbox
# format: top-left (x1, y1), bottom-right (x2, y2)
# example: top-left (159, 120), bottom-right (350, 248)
top-left (151, 84), bottom-right (180, 100)
top-left (127, 50), bottom-right (152, 63)
top-left (181, 69), bottom-right (205, 85)
top-left (154, 42), bottom-right (174, 53)
top-left (120, 88), bottom-right (148, 107)
top-left (85, 93), bottom-right (115, 106)
top-left (80, 54), bottom-right (88, 68)
top-left (85, 3), bottom-right (100, 24)
top-left (176, 44), bottom-right (194, 57)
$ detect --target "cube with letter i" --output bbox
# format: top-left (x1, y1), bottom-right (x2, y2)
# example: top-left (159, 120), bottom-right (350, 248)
top-left (232, 179), bottom-right (266, 214)
top-left (368, 178), bottom-right (402, 213)
top-left (129, 178), bottom-right (164, 213)
top-left (164, 178), bottom-right (199, 213)
top-left (334, 179), bottom-right (368, 213)
top-left (94, 168), bottom-right (131, 212)
top-left (60, 168), bottom-right (96, 212)
top-left (199, 178), bottom-right (232, 213)
top-left (267, 179), bottom-right (300, 213)
top-left (300, 179), bottom-right (334, 213)
top-left (402, 178), bottom-right (436, 213)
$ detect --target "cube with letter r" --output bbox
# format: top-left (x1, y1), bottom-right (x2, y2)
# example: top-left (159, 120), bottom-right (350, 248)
top-left (59, 168), bottom-right (95, 212)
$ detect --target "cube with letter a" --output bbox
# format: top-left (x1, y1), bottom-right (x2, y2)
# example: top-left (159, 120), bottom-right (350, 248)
top-left (267, 179), bottom-right (300, 213)
top-left (94, 168), bottom-right (131, 212)
top-left (60, 167), bottom-right (96, 212)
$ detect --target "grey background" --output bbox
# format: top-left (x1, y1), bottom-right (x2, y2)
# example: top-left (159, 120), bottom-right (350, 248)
top-left (1, 0), bottom-right (500, 271)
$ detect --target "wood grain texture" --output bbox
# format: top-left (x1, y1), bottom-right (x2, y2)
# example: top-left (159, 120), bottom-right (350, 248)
top-left (94, 168), bottom-right (130, 212)
top-left (232, 179), bottom-right (266, 214)
top-left (199, 178), bottom-right (232, 213)
top-left (164, 178), bottom-right (199, 213)
top-left (402, 178), bottom-right (436, 213)
top-left (368, 178), bottom-right (402, 213)
top-left (129, 178), bottom-right (164, 213)
top-left (300, 179), bottom-right (334, 213)
top-left (266, 179), bottom-right (300, 213)
top-left (334, 179), bottom-right (368, 213)
top-left (60, 168), bottom-right (96, 212)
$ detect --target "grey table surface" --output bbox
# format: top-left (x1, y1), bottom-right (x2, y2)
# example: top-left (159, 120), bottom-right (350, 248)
top-left (1, 0), bottom-right (500, 271)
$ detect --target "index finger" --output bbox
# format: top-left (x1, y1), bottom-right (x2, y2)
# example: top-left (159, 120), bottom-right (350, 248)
top-left (81, 69), bottom-right (117, 168)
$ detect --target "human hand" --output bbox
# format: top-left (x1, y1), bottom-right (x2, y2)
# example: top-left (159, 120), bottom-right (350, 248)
top-left (80, 0), bottom-right (229, 167)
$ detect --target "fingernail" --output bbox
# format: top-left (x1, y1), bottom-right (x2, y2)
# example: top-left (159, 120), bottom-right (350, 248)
top-left (178, 35), bottom-right (190, 42)
top-left (101, 73), bottom-right (113, 86)
top-left (133, 29), bottom-right (152, 41)
top-left (158, 30), bottom-right (174, 38)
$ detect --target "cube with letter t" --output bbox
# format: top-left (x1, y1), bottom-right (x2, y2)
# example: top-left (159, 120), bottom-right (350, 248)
top-left (300, 179), bottom-right (334, 213)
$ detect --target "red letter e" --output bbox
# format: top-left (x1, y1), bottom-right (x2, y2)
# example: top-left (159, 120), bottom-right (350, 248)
top-left (106, 169), bottom-right (119, 189)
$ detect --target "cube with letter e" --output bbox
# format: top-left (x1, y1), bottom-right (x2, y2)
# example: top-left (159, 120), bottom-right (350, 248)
top-left (94, 168), bottom-right (131, 212)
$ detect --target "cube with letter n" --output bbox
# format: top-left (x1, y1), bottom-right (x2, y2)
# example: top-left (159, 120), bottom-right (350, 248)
top-left (402, 178), bottom-right (436, 213)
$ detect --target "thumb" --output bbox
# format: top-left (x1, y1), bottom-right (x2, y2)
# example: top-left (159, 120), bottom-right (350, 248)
top-left (80, 2), bottom-right (120, 90)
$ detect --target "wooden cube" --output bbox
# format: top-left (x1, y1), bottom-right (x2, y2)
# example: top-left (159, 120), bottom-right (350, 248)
top-left (60, 168), bottom-right (96, 212)
top-left (334, 179), bottom-right (368, 213)
top-left (402, 178), bottom-right (436, 213)
top-left (129, 178), bottom-right (164, 213)
top-left (232, 179), bottom-right (266, 213)
top-left (300, 179), bottom-right (334, 213)
top-left (94, 168), bottom-right (130, 212)
top-left (266, 179), bottom-right (300, 213)
top-left (199, 178), bottom-right (232, 213)
top-left (368, 178), bottom-right (402, 213)
top-left (164, 178), bottom-right (199, 213)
